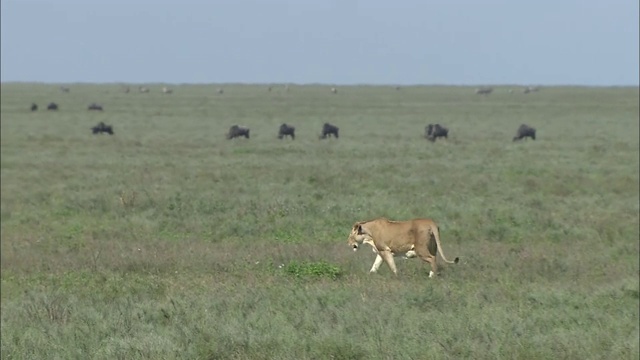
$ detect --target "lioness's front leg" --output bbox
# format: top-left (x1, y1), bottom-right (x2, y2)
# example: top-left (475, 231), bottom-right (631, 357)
top-left (380, 250), bottom-right (398, 275)
top-left (369, 254), bottom-right (384, 273)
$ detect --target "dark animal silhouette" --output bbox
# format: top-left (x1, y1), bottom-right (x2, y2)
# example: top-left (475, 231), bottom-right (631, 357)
top-left (319, 123), bottom-right (339, 139)
top-left (475, 87), bottom-right (493, 95)
top-left (513, 124), bottom-right (536, 141)
top-left (278, 123), bottom-right (295, 140)
top-left (227, 125), bottom-right (250, 139)
top-left (425, 124), bottom-right (449, 142)
top-left (88, 103), bottom-right (103, 111)
top-left (91, 121), bottom-right (114, 135)
top-left (47, 102), bottom-right (59, 111)
top-left (30, 103), bottom-right (38, 111)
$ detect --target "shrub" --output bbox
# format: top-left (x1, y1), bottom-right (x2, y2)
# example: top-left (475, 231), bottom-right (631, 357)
top-left (283, 261), bottom-right (343, 280)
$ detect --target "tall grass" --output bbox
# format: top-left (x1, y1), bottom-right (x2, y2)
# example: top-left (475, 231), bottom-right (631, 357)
top-left (1, 83), bottom-right (638, 359)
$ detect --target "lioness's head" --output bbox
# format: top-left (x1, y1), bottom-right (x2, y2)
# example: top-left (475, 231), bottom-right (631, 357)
top-left (347, 223), bottom-right (371, 251)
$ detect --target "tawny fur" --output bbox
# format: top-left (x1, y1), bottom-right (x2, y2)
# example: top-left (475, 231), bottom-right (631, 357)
top-left (347, 218), bottom-right (459, 277)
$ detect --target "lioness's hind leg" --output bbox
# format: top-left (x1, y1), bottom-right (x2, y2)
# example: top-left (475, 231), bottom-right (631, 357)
top-left (404, 245), bottom-right (417, 259)
top-left (404, 250), bottom-right (417, 259)
top-left (416, 248), bottom-right (438, 278)
top-left (380, 251), bottom-right (398, 275)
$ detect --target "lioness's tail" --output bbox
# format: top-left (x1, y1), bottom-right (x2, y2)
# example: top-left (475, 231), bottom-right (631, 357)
top-left (432, 226), bottom-right (459, 264)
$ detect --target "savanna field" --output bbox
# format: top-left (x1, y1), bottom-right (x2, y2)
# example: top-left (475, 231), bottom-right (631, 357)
top-left (1, 83), bottom-right (638, 359)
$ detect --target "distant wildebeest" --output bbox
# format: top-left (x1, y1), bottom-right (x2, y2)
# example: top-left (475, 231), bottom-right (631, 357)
top-left (425, 123), bottom-right (449, 142)
top-left (475, 87), bottom-right (493, 95)
top-left (139, 86), bottom-right (150, 93)
top-left (123, 86), bottom-right (130, 93)
top-left (91, 121), bottom-right (114, 135)
top-left (60, 86), bottom-right (70, 93)
top-left (395, 86), bottom-right (401, 91)
top-left (513, 124), bottom-right (536, 141)
top-left (523, 86), bottom-right (539, 94)
top-left (268, 86), bottom-right (272, 92)
top-left (277, 123), bottom-right (296, 140)
top-left (319, 123), bottom-right (339, 139)
top-left (162, 87), bottom-right (173, 94)
top-left (227, 125), bottom-right (250, 139)
top-left (217, 88), bottom-right (224, 94)
top-left (30, 103), bottom-right (38, 111)
top-left (88, 103), bottom-right (103, 111)
top-left (47, 102), bottom-right (59, 111)
top-left (331, 87), bottom-right (338, 94)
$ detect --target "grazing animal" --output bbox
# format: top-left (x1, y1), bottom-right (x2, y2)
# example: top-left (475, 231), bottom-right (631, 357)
top-left (162, 87), bottom-right (173, 94)
top-left (425, 123), bottom-right (449, 142)
top-left (123, 86), bottom-right (130, 93)
top-left (348, 218), bottom-right (459, 278)
top-left (277, 123), bottom-right (295, 140)
top-left (139, 86), bottom-right (150, 93)
top-left (475, 87), bottom-right (493, 95)
top-left (513, 124), bottom-right (536, 141)
top-left (268, 86), bottom-right (272, 92)
top-left (87, 103), bottom-right (103, 111)
top-left (217, 88), bottom-right (224, 94)
top-left (91, 121), bottom-right (114, 135)
top-left (30, 103), bottom-right (38, 111)
top-left (227, 125), bottom-right (250, 139)
top-left (60, 86), bottom-right (70, 93)
top-left (331, 87), bottom-right (338, 94)
top-left (319, 123), bottom-right (339, 139)
top-left (47, 102), bottom-right (59, 111)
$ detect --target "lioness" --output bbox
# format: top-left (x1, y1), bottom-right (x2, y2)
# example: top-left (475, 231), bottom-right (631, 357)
top-left (347, 218), bottom-right (459, 278)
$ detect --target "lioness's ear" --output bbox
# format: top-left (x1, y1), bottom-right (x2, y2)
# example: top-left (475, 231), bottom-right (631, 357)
top-left (356, 225), bottom-right (363, 234)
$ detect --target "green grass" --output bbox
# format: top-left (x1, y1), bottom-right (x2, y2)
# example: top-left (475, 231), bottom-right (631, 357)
top-left (1, 83), bottom-right (639, 359)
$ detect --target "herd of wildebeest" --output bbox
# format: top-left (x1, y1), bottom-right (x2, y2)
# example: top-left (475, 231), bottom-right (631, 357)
top-left (28, 85), bottom-right (539, 142)
top-left (217, 122), bottom-right (536, 142)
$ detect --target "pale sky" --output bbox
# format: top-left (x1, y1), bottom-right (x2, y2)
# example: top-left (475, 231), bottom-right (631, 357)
top-left (1, 0), bottom-right (638, 86)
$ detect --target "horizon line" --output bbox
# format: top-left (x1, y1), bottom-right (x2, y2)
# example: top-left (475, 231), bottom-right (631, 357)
top-left (1, 81), bottom-right (639, 88)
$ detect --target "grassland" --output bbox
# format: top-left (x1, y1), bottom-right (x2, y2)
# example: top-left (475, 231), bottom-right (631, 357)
top-left (1, 83), bottom-right (639, 359)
